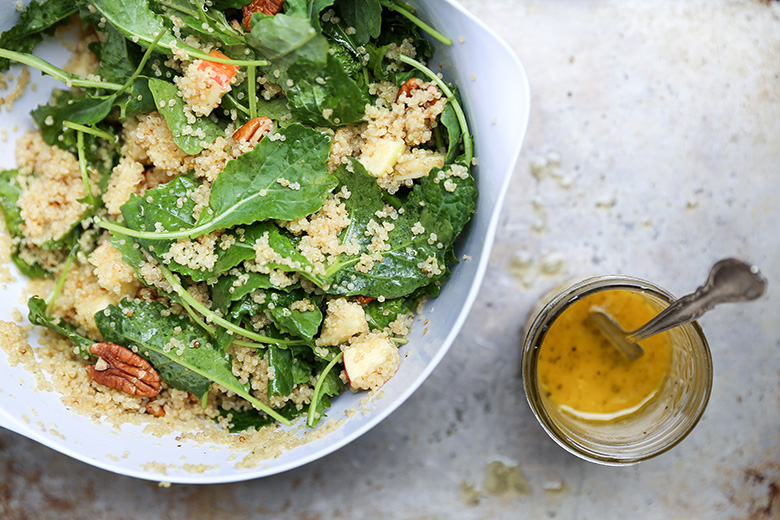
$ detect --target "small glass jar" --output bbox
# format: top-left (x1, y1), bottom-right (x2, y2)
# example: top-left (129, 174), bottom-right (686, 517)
top-left (522, 275), bottom-right (713, 465)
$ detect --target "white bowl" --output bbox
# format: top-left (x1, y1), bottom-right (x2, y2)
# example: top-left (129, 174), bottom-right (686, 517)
top-left (0, 0), bottom-right (529, 483)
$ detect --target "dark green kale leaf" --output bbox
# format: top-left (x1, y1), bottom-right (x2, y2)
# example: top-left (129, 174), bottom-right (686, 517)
top-left (28, 296), bottom-right (94, 358)
top-left (90, 24), bottom-right (144, 84)
top-left (197, 123), bottom-right (336, 232)
top-left (0, 0), bottom-right (78, 73)
top-left (147, 78), bottom-right (225, 155)
top-left (267, 345), bottom-right (319, 398)
top-left (154, 0), bottom-right (245, 47)
top-left (95, 298), bottom-right (238, 400)
top-left (225, 287), bottom-right (322, 343)
top-left (409, 163), bottom-right (477, 238)
top-left (212, 272), bottom-right (278, 312)
top-left (265, 290), bottom-right (322, 341)
top-left (285, 0), bottom-right (336, 31)
top-left (285, 55), bottom-right (370, 127)
top-left (364, 297), bottom-right (414, 330)
top-left (323, 159), bottom-right (454, 299)
top-left (336, 0), bottom-right (382, 44)
top-left (246, 11), bottom-right (367, 127)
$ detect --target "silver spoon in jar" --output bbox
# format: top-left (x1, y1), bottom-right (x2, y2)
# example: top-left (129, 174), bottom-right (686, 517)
top-left (589, 258), bottom-right (767, 361)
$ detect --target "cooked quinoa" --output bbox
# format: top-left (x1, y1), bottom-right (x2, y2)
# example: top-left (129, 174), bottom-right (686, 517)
top-left (0, 0), bottom-right (477, 464)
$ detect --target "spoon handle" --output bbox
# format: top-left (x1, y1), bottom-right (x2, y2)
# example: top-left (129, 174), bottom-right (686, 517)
top-left (627, 258), bottom-right (767, 343)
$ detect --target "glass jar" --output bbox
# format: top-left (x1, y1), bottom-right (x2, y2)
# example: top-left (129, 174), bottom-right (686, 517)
top-left (522, 275), bottom-right (713, 465)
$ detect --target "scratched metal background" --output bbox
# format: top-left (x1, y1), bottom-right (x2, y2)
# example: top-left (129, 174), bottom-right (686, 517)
top-left (1, 1), bottom-right (779, 518)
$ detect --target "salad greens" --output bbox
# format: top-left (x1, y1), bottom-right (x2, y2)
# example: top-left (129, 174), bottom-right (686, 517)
top-left (0, 0), bottom-right (476, 431)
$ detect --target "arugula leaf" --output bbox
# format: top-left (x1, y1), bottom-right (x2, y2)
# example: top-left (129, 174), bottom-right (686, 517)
top-left (0, 0), bottom-right (78, 73)
top-left (147, 78), bottom-right (225, 155)
top-left (307, 353), bottom-right (344, 426)
top-left (27, 296), bottom-right (94, 358)
top-left (323, 159), bottom-right (454, 298)
top-left (337, 0), bottom-right (383, 44)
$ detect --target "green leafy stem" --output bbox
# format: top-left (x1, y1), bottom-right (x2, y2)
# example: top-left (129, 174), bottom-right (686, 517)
top-left (398, 54), bottom-right (473, 165)
top-left (380, 0), bottom-right (453, 46)
top-left (0, 48), bottom-right (124, 91)
top-left (307, 351), bottom-right (343, 428)
top-left (157, 260), bottom-right (306, 347)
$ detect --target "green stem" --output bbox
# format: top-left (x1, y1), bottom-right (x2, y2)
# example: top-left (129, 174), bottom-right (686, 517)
top-left (45, 243), bottom-right (80, 316)
top-left (176, 296), bottom-right (216, 335)
top-left (390, 337), bottom-right (409, 345)
top-left (247, 65), bottom-right (257, 119)
top-left (64, 121), bottom-right (118, 148)
top-left (224, 93), bottom-right (251, 116)
top-left (307, 351), bottom-right (344, 428)
top-left (0, 49), bottom-right (124, 91)
top-left (114, 30), bottom-right (166, 97)
top-left (158, 263), bottom-right (303, 346)
top-left (398, 54), bottom-right (473, 165)
top-left (75, 131), bottom-right (94, 201)
top-left (379, 0), bottom-right (453, 46)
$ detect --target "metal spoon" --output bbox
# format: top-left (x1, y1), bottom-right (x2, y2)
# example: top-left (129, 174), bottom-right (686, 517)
top-left (589, 258), bottom-right (767, 361)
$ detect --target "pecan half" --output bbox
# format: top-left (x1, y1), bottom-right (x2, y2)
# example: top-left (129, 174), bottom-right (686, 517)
top-left (243, 0), bottom-right (284, 31)
top-left (232, 116), bottom-right (274, 148)
top-left (86, 342), bottom-right (161, 398)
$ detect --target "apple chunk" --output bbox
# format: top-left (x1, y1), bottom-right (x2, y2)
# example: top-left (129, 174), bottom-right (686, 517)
top-left (343, 332), bottom-right (400, 391)
top-left (359, 137), bottom-right (406, 178)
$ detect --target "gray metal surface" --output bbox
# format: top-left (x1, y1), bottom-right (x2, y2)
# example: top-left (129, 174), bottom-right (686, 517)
top-left (1, 1), bottom-right (778, 518)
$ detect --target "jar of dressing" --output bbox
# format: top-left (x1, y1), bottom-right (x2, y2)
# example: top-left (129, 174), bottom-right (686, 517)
top-left (522, 275), bottom-right (712, 465)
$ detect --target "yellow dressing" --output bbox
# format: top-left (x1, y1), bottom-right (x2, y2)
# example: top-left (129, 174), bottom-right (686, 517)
top-left (537, 290), bottom-right (673, 421)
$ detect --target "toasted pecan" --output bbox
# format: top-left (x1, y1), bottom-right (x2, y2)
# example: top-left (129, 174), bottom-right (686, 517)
top-left (232, 116), bottom-right (274, 147)
top-left (86, 342), bottom-right (161, 398)
top-left (243, 0), bottom-right (284, 31)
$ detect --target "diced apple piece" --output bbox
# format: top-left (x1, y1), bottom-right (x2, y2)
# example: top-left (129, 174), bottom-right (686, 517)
top-left (359, 137), bottom-right (406, 178)
top-left (178, 50), bottom-right (238, 116)
top-left (197, 50), bottom-right (239, 88)
top-left (315, 298), bottom-right (369, 347)
top-left (343, 332), bottom-right (400, 391)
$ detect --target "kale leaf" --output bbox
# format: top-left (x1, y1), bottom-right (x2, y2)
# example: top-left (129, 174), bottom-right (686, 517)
top-left (95, 298), bottom-right (237, 400)
top-left (197, 123), bottom-right (336, 231)
top-left (246, 10), bottom-right (368, 127)
top-left (337, 0), bottom-right (382, 44)
top-left (323, 159), bottom-right (454, 298)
